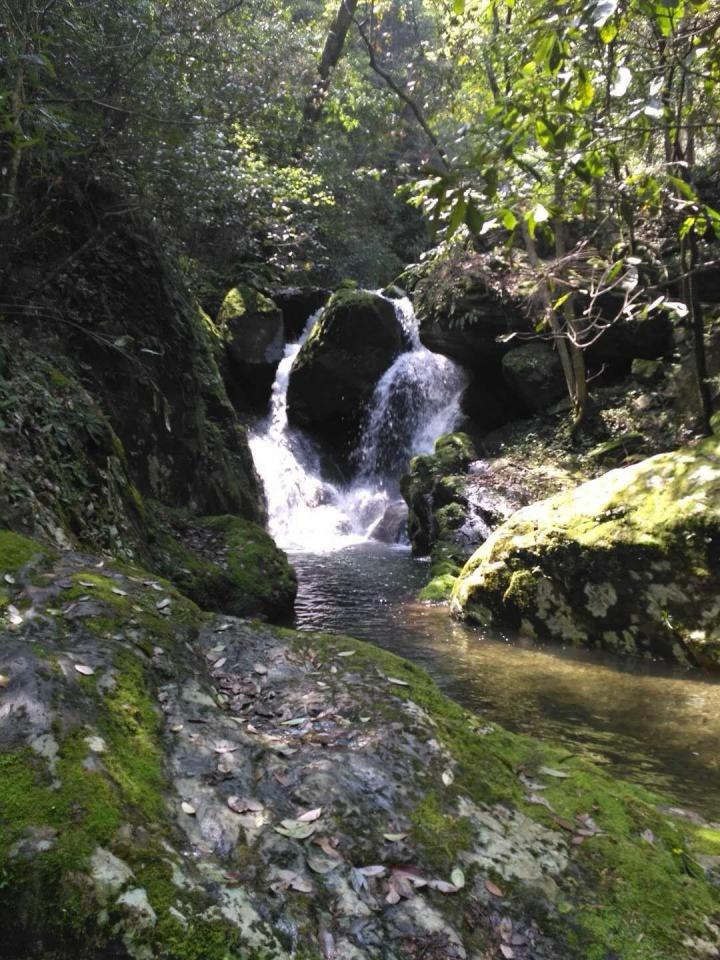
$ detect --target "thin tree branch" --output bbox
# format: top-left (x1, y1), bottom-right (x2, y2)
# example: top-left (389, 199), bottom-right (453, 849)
top-left (353, 13), bottom-right (449, 171)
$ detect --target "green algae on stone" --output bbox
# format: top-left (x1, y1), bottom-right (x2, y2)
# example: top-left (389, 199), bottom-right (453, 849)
top-left (400, 433), bottom-right (478, 598)
top-left (452, 434), bottom-right (720, 667)
top-left (150, 511), bottom-right (297, 620)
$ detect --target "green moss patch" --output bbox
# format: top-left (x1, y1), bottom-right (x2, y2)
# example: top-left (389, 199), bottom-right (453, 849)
top-left (0, 530), bottom-right (47, 576)
top-left (149, 509), bottom-right (296, 620)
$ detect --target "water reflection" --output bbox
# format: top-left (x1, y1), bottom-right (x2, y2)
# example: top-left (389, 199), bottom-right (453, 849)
top-left (291, 542), bottom-right (720, 818)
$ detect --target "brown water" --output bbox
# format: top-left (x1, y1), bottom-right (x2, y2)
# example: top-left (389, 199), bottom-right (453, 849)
top-left (291, 542), bottom-right (720, 819)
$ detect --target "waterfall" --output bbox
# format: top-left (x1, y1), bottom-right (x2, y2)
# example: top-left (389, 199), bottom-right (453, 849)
top-left (249, 296), bottom-right (467, 552)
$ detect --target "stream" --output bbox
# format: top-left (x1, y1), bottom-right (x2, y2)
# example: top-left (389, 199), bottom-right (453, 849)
top-left (290, 541), bottom-right (720, 819)
top-left (249, 296), bottom-right (720, 821)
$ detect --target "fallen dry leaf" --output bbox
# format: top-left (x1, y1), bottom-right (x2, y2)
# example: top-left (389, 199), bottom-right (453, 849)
top-left (485, 879), bottom-right (504, 897)
top-left (307, 853), bottom-right (339, 875)
top-left (181, 801), bottom-right (196, 816)
top-left (227, 796), bottom-right (263, 814)
top-left (314, 836), bottom-right (343, 860)
top-left (297, 807), bottom-right (323, 823)
top-left (74, 664), bottom-right (95, 676)
top-left (274, 819), bottom-right (317, 840)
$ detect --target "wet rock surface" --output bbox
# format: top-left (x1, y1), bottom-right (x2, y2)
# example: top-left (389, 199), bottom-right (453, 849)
top-left (287, 289), bottom-right (407, 451)
top-left (217, 285), bottom-right (286, 413)
top-left (1, 543), bottom-right (719, 959)
top-left (271, 286), bottom-right (330, 341)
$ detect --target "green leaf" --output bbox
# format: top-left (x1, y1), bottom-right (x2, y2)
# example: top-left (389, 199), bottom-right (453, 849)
top-left (447, 197), bottom-right (467, 238)
top-left (599, 20), bottom-right (618, 42)
top-left (500, 208), bottom-right (518, 231)
top-left (453, 0), bottom-right (465, 12)
top-left (465, 201), bottom-right (484, 234)
top-left (668, 176), bottom-right (697, 201)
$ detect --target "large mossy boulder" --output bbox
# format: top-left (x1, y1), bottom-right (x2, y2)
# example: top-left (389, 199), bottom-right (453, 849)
top-left (452, 435), bottom-right (720, 668)
top-left (217, 285), bottom-right (285, 412)
top-left (413, 260), bottom-right (528, 374)
top-left (150, 511), bottom-right (297, 620)
top-left (271, 285), bottom-right (330, 340)
top-left (1, 535), bottom-right (719, 960)
top-left (286, 289), bottom-right (405, 448)
top-left (1, 180), bottom-right (265, 524)
top-left (501, 342), bottom-right (566, 412)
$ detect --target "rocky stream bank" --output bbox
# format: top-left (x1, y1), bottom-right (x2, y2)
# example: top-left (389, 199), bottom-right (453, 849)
top-left (1, 532), bottom-right (720, 960)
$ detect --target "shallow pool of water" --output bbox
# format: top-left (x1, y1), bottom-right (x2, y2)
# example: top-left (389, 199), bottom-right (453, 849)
top-left (290, 542), bottom-right (720, 819)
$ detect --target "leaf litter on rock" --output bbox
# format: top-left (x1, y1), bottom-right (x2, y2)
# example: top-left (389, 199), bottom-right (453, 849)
top-left (271, 869), bottom-right (313, 894)
top-left (274, 819), bottom-right (318, 840)
top-left (485, 879), bottom-right (505, 897)
top-left (74, 663), bottom-right (95, 676)
top-left (297, 807), bottom-right (323, 822)
top-left (227, 796), bottom-right (263, 814)
top-left (7, 605), bottom-right (23, 625)
top-left (307, 853), bottom-right (340, 875)
top-left (314, 836), bottom-right (343, 860)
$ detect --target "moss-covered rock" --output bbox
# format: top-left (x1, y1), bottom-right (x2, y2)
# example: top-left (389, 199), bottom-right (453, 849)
top-left (452, 434), bottom-right (720, 668)
top-left (0, 347), bottom-right (148, 559)
top-left (401, 434), bottom-right (479, 600)
top-left (1, 179), bottom-right (265, 525)
top-left (150, 511), bottom-right (296, 620)
top-left (1, 539), bottom-right (718, 960)
top-left (286, 288), bottom-right (406, 452)
top-left (217, 285), bottom-right (285, 412)
top-left (413, 255), bottom-right (529, 374)
top-left (501, 341), bottom-right (566, 412)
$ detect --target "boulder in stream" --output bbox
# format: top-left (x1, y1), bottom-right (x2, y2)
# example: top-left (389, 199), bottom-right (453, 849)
top-left (1, 530), bottom-right (719, 960)
top-left (452, 434), bottom-right (720, 668)
top-left (414, 265), bottom-right (528, 374)
top-left (271, 285), bottom-right (330, 340)
top-left (286, 288), bottom-right (406, 450)
top-left (217, 285), bottom-right (285, 412)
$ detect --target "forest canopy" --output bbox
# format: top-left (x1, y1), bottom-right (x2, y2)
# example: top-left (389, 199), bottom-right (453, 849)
top-left (1, 0), bottom-right (719, 422)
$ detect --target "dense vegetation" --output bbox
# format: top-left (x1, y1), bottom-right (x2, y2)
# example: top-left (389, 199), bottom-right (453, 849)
top-left (3, 0), bottom-right (719, 425)
top-left (1, 3), bottom-right (720, 959)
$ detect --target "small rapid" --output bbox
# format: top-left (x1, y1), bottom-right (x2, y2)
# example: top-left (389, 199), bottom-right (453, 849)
top-left (249, 296), bottom-right (466, 551)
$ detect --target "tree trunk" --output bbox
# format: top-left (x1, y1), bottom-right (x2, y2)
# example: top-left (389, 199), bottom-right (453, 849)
top-left (301, 0), bottom-right (359, 132)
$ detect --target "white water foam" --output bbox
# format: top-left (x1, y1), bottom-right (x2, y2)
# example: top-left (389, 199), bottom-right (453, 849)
top-left (249, 296), bottom-right (466, 552)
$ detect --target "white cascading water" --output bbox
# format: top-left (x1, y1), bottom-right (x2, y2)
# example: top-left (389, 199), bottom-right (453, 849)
top-left (249, 296), bottom-right (467, 552)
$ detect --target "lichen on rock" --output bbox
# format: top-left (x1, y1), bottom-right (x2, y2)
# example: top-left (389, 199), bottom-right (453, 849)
top-left (452, 434), bottom-right (720, 668)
